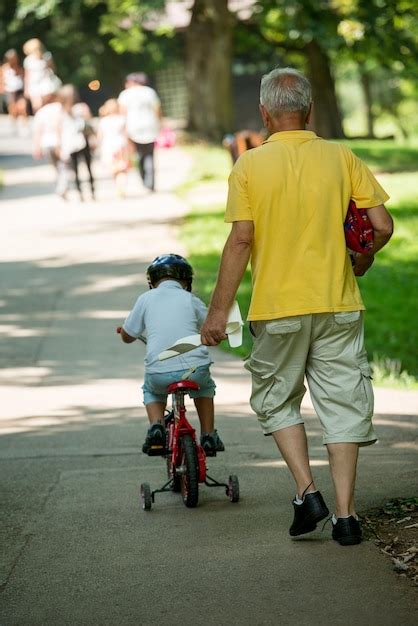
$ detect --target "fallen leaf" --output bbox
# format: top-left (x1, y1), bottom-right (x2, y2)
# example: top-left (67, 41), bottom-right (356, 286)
top-left (403, 554), bottom-right (416, 564)
top-left (392, 558), bottom-right (409, 572)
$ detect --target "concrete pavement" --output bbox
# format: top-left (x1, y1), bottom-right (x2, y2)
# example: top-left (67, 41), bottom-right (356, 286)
top-left (0, 115), bottom-right (417, 625)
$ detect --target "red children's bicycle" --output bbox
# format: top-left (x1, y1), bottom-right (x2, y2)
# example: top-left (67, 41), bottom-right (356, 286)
top-left (140, 379), bottom-right (239, 510)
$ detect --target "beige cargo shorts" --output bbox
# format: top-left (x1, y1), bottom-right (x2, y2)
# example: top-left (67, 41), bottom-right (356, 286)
top-left (244, 312), bottom-right (376, 446)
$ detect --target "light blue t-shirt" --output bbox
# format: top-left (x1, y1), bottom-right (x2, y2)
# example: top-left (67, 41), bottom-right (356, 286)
top-left (123, 280), bottom-right (211, 373)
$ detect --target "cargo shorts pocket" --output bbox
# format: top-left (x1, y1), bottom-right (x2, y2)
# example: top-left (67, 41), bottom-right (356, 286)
top-left (244, 358), bottom-right (279, 418)
top-left (266, 318), bottom-right (302, 335)
top-left (333, 311), bottom-right (361, 326)
top-left (357, 358), bottom-right (374, 417)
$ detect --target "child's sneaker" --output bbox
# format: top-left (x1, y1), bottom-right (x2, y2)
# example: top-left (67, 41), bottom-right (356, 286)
top-left (200, 430), bottom-right (225, 457)
top-left (142, 423), bottom-right (165, 455)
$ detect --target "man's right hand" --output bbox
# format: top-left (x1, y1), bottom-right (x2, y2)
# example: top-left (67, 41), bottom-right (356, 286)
top-left (201, 311), bottom-right (228, 346)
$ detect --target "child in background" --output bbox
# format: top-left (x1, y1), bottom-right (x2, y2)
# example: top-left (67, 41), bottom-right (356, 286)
top-left (97, 99), bottom-right (130, 197)
top-left (57, 84), bottom-right (95, 201)
top-left (117, 254), bottom-right (225, 457)
top-left (32, 90), bottom-right (67, 197)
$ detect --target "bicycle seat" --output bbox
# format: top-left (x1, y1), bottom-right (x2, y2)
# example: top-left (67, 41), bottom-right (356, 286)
top-left (167, 380), bottom-right (200, 394)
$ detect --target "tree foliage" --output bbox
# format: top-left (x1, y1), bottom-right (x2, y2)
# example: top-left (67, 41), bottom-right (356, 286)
top-left (2, 0), bottom-right (417, 137)
top-left (2, 0), bottom-right (173, 89)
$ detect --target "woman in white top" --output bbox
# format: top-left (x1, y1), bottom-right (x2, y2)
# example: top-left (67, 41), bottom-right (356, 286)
top-left (23, 38), bottom-right (59, 113)
top-left (97, 98), bottom-right (130, 197)
top-left (1, 49), bottom-right (27, 126)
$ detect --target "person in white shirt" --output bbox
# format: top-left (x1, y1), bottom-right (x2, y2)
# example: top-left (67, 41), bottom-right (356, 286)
top-left (23, 38), bottom-right (59, 113)
top-left (32, 91), bottom-right (67, 196)
top-left (117, 254), bottom-right (225, 457)
top-left (118, 72), bottom-right (161, 192)
top-left (1, 49), bottom-right (27, 129)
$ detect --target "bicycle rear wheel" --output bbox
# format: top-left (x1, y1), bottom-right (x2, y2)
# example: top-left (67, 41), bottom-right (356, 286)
top-left (180, 434), bottom-right (199, 508)
top-left (167, 455), bottom-right (181, 492)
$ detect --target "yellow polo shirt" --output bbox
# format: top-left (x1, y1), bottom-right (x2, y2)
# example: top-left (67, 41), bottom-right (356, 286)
top-left (225, 131), bottom-right (389, 321)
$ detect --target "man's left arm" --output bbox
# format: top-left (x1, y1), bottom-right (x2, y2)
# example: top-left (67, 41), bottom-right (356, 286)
top-left (201, 220), bottom-right (253, 346)
top-left (353, 203), bottom-right (394, 276)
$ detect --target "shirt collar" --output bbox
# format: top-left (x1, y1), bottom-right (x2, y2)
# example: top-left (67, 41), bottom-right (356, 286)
top-left (264, 130), bottom-right (318, 143)
top-left (156, 280), bottom-right (183, 290)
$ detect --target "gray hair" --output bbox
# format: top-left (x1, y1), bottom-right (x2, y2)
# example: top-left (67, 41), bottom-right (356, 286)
top-left (260, 68), bottom-right (312, 117)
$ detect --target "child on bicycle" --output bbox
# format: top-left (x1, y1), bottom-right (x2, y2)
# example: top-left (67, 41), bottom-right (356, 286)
top-left (117, 254), bottom-right (224, 457)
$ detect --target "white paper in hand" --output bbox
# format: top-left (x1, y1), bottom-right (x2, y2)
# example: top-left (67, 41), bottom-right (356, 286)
top-left (158, 334), bottom-right (201, 361)
top-left (225, 300), bottom-right (243, 348)
top-left (157, 301), bottom-right (244, 361)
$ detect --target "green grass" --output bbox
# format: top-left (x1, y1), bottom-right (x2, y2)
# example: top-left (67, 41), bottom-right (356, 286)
top-left (177, 144), bottom-right (231, 196)
top-left (340, 139), bottom-right (418, 173)
top-left (180, 140), bottom-right (418, 388)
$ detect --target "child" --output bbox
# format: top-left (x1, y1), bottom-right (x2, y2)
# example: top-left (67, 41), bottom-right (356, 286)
top-left (97, 99), bottom-right (130, 197)
top-left (57, 84), bottom-right (95, 201)
top-left (32, 90), bottom-right (66, 197)
top-left (117, 254), bottom-right (224, 457)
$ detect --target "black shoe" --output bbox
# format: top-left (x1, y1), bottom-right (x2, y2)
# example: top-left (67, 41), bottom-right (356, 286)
top-left (200, 431), bottom-right (225, 457)
top-left (332, 515), bottom-right (362, 546)
top-left (289, 491), bottom-right (329, 536)
top-left (142, 423), bottom-right (165, 455)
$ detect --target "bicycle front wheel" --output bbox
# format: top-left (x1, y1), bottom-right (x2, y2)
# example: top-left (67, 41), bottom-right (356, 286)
top-left (180, 434), bottom-right (199, 508)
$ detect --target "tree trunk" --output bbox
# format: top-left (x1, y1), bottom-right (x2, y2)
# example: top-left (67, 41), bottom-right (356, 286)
top-left (305, 41), bottom-right (345, 138)
top-left (185, 0), bottom-right (233, 140)
top-left (359, 66), bottom-right (375, 138)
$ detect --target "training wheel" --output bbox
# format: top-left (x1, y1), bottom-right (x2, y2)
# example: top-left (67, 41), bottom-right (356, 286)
top-left (140, 482), bottom-right (152, 511)
top-left (228, 474), bottom-right (239, 503)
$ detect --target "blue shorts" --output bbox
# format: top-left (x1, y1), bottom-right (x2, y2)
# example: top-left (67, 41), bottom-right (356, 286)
top-left (142, 365), bottom-right (216, 405)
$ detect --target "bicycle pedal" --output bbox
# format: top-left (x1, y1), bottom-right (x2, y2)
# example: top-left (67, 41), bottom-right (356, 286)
top-left (147, 445), bottom-right (166, 457)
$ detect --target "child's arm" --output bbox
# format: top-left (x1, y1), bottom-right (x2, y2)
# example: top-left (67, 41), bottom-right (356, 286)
top-left (117, 294), bottom-right (147, 343)
top-left (116, 326), bottom-right (136, 343)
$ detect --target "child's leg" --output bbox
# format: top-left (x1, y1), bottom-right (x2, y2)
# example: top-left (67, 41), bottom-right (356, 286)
top-left (114, 171), bottom-right (127, 196)
top-left (193, 397), bottom-right (214, 434)
top-left (143, 401), bottom-right (166, 454)
top-left (145, 401), bottom-right (166, 425)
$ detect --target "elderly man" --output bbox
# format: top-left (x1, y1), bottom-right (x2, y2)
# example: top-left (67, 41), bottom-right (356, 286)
top-left (201, 67), bottom-right (393, 546)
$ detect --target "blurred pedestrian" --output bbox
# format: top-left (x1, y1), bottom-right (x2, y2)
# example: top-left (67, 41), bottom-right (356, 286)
top-left (57, 84), bottom-right (95, 201)
top-left (0, 49), bottom-right (28, 133)
top-left (23, 38), bottom-right (60, 113)
top-left (118, 72), bottom-right (161, 192)
top-left (97, 98), bottom-right (131, 197)
top-left (32, 89), bottom-right (67, 198)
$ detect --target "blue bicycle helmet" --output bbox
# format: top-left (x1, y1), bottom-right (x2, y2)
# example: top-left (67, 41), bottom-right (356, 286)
top-left (146, 254), bottom-right (194, 291)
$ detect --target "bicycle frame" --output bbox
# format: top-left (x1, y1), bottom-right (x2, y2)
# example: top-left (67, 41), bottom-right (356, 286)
top-left (167, 382), bottom-right (206, 484)
top-left (142, 379), bottom-right (238, 508)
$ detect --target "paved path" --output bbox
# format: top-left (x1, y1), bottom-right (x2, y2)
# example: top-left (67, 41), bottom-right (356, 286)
top-left (0, 115), bottom-right (417, 625)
